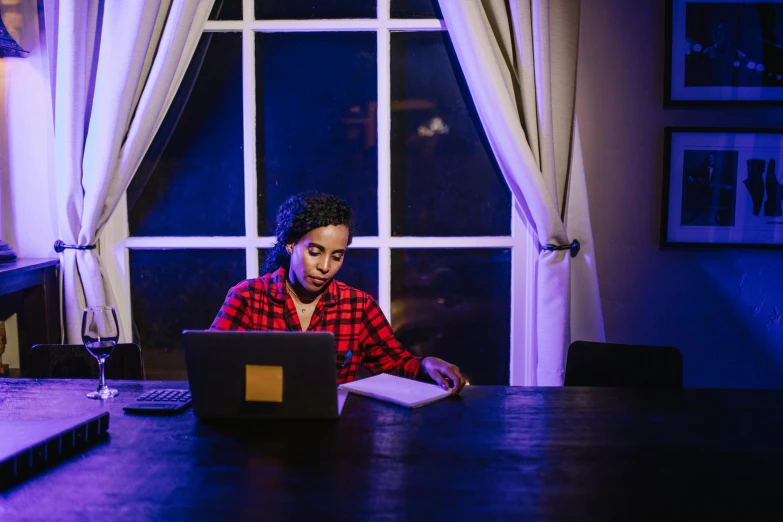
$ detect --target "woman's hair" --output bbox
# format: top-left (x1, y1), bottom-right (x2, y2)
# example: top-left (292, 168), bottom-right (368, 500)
top-left (261, 191), bottom-right (354, 275)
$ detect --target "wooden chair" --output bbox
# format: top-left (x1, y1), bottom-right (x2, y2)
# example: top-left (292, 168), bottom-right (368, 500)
top-left (26, 343), bottom-right (145, 380)
top-left (564, 341), bottom-right (683, 388)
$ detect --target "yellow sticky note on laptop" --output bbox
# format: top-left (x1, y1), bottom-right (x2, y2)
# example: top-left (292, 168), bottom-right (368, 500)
top-left (245, 365), bottom-right (283, 402)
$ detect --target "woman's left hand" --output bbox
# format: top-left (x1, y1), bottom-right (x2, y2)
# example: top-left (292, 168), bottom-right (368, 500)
top-left (421, 357), bottom-right (466, 394)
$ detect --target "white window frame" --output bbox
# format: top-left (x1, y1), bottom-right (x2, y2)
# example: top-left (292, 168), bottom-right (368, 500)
top-left (101, 0), bottom-right (536, 385)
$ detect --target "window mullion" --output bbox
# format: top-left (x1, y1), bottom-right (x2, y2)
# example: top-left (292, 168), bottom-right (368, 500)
top-left (377, 25), bottom-right (392, 318)
top-left (377, 0), bottom-right (389, 22)
top-left (243, 26), bottom-right (258, 278)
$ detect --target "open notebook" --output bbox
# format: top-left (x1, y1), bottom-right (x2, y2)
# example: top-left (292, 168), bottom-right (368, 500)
top-left (339, 373), bottom-right (451, 408)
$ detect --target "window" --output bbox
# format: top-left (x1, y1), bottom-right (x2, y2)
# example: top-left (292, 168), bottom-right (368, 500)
top-left (102, 0), bottom-right (532, 384)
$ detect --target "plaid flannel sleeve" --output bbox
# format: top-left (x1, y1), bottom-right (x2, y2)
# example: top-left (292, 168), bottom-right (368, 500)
top-left (359, 296), bottom-right (422, 378)
top-left (210, 283), bottom-right (253, 330)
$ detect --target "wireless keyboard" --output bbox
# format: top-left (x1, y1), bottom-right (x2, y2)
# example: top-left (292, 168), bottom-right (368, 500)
top-left (122, 389), bottom-right (192, 415)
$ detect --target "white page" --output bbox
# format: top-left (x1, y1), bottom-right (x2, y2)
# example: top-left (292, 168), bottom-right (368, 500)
top-left (339, 373), bottom-right (451, 408)
top-left (337, 388), bottom-right (349, 416)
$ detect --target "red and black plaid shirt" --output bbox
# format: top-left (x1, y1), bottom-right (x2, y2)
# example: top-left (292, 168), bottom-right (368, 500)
top-left (210, 267), bottom-right (422, 384)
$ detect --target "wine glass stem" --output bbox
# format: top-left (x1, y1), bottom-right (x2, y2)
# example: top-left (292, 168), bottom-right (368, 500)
top-left (98, 359), bottom-right (106, 390)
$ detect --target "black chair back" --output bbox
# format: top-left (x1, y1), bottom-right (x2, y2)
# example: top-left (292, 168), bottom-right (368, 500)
top-left (564, 341), bottom-right (683, 388)
top-left (27, 343), bottom-right (145, 380)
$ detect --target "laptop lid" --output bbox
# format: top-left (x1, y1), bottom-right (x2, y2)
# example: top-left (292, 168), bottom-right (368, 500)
top-left (183, 330), bottom-right (343, 420)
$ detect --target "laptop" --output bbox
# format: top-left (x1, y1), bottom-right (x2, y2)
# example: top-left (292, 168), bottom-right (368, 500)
top-left (182, 330), bottom-right (348, 420)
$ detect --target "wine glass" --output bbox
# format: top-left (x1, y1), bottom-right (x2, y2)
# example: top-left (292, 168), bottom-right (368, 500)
top-left (82, 305), bottom-right (120, 399)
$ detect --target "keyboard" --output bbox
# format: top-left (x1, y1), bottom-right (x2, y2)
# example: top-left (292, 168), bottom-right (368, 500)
top-left (122, 389), bottom-right (192, 415)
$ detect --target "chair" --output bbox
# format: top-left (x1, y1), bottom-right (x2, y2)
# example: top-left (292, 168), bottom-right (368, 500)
top-left (564, 341), bottom-right (683, 388)
top-left (26, 343), bottom-right (145, 380)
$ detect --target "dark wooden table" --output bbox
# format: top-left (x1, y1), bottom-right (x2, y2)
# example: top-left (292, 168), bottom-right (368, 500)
top-left (1, 380), bottom-right (782, 521)
top-left (0, 259), bottom-right (60, 375)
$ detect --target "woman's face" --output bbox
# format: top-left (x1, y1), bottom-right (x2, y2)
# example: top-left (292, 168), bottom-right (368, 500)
top-left (287, 225), bottom-right (349, 294)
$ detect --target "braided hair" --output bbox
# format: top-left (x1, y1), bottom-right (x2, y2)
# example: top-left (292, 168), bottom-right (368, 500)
top-left (261, 191), bottom-right (354, 275)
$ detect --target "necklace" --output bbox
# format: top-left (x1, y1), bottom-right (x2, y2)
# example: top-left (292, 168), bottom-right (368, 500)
top-left (286, 281), bottom-right (319, 313)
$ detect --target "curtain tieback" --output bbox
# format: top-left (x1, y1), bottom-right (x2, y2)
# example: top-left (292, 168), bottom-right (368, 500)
top-left (540, 239), bottom-right (581, 258)
top-left (53, 240), bottom-right (97, 253)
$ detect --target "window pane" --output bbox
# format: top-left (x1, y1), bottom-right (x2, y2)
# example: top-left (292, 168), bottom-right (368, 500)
top-left (128, 33), bottom-right (244, 237)
top-left (130, 249), bottom-right (246, 380)
top-left (334, 248), bottom-right (378, 300)
top-left (210, 0), bottom-right (243, 20)
top-left (255, 0), bottom-right (375, 19)
top-left (391, 249), bottom-right (511, 385)
top-left (258, 248), bottom-right (379, 300)
top-left (390, 31), bottom-right (510, 236)
top-left (391, 0), bottom-right (442, 19)
top-left (256, 32), bottom-right (378, 236)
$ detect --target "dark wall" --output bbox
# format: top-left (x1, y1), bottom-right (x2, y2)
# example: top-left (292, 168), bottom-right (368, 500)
top-left (578, 0), bottom-right (783, 388)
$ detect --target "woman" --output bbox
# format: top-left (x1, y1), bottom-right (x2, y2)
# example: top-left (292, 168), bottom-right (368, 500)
top-left (211, 191), bottom-right (466, 393)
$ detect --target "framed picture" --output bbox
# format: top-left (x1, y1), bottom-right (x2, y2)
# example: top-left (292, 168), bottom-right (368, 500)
top-left (666, 0), bottom-right (783, 103)
top-left (662, 128), bottom-right (783, 247)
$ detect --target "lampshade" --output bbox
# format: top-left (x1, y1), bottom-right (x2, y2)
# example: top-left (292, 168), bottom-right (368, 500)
top-left (0, 11), bottom-right (27, 58)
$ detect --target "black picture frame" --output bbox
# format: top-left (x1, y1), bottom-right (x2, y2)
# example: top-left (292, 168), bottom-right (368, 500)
top-left (661, 127), bottom-right (783, 247)
top-left (665, 0), bottom-right (783, 104)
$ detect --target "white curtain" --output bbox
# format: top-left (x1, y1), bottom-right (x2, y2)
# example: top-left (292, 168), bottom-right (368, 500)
top-left (439, 0), bottom-right (604, 385)
top-left (45, 0), bottom-right (214, 343)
